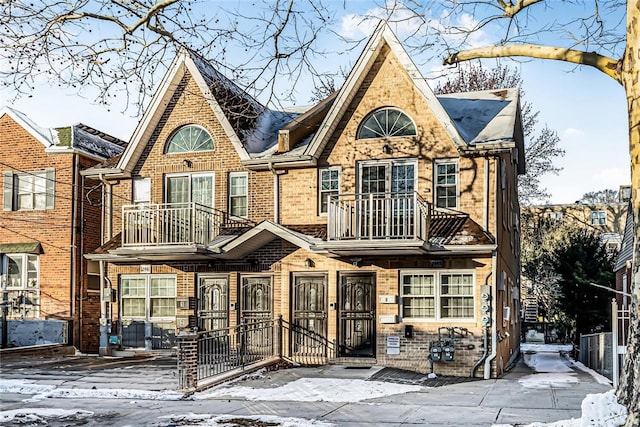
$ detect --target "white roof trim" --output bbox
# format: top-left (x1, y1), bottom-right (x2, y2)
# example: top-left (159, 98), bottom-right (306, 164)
top-left (116, 50), bottom-right (251, 174)
top-left (0, 106), bottom-right (53, 147)
top-left (117, 51), bottom-right (187, 174)
top-left (183, 54), bottom-right (250, 161)
top-left (304, 21), bottom-right (466, 158)
top-left (221, 221), bottom-right (321, 254)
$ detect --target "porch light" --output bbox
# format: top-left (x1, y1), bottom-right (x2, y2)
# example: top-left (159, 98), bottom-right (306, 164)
top-left (382, 144), bottom-right (392, 154)
top-left (304, 258), bottom-right (315, 268)
top-left (182, 159), bottom-right (192, 167)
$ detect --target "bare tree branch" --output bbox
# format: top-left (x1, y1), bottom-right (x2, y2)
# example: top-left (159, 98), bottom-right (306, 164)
top-left (444, 44), bottom-right (621, 83)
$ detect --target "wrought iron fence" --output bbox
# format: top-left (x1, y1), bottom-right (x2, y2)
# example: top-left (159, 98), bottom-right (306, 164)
top-left (579, 332), bottom-right (614, 380)
top-left (185, 316), bottom-right (335, 388)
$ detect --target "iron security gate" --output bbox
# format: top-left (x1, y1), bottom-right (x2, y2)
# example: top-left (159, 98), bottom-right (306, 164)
top-left (198, 276), bottom-right (229, 331)
top-left (240, 276), bottom-right (273, 351)
top-left (338, 272), bottom-right (375, 357)
top-left (291, 275), bottom-right (327, 356)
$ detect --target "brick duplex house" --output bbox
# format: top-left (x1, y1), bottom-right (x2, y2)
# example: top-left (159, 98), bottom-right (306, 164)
top-left (85, 23), bottom-right (523, 378)
top-left (0, 106), bottom-right (124, 350)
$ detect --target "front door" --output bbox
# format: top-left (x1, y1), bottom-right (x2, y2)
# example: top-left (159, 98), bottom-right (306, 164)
top-left (197, 276), bottom-right (229, 332)
top-left (240, 276), bottom-right (273, 350)
top-left (291, 275), bottom-right (328, 356)
top-left (338, 272), bottom-right (375, 357)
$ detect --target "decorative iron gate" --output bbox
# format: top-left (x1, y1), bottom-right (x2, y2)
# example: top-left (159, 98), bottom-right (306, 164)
top-left (338, 273), bottom-right (375, 357)
top-left (198, 276), bottom-right (229, 331)
top-left (240, 276), bottom-right (273, 350)
top-left (292, 275), bottom-right (327, 356)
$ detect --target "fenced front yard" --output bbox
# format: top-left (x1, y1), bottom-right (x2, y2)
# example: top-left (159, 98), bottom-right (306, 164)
top-left (177, 316), bottom-right (335, 391)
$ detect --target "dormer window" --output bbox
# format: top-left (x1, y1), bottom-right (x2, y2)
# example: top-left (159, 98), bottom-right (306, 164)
top-left (165, 125), bottom-right (214, 153)
top-left (357, 108), bottom-right (416, 139)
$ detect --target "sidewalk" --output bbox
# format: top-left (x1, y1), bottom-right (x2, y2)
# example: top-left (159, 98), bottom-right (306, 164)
top-left (0, 348), bottom-right (617, 426)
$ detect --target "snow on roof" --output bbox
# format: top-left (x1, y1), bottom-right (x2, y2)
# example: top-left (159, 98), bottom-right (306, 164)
top-left (188, 51), bottom-right (304, 156)
top-left (437, 88), bottom-right (519, 145)
top-left (1, 105), bottom-right (54, 146)
top-left (52, 124), bottom-right (124, 158)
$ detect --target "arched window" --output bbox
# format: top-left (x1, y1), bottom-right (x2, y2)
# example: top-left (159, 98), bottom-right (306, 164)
top-left (165, 125), bottom-right (214, 153)
top-left (357, 108), bottom-right (416, 139)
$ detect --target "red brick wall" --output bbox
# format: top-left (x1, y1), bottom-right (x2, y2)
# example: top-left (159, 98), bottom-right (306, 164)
top-left (0, 113), bottom-right (108, 352)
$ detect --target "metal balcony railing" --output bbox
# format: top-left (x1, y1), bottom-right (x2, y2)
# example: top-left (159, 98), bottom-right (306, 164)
top-left (327, 192), bottom-right (430, 241)
top-left (121, 202), bottom-right (250, 247)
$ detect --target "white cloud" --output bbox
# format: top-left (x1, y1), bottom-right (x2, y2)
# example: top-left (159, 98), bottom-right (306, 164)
top-left (562, 127), bottom-right (586, 138)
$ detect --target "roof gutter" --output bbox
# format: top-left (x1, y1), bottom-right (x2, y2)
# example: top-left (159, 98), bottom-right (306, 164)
top-left (80, 167), bottom-right (129, 179)
top-left (45, 146), bottom-right (122, 162)
top-left (435, 244), bottom-right (497, 253)
top-left (242, 155), bottom-right (316, 170)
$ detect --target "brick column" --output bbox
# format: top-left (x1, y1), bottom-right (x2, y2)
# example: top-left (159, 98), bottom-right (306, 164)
top-left (176, 333), bottom-right (198, 391)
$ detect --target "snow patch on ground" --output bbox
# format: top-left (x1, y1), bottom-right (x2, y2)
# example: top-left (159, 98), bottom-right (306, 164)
top-left (518, 372), bottom-right (580, 389)
top-left (0, 378), bottom-right (185, 402)
top-left (521, 343), bottom-right (574, 353)
top-left (197, 377), bottom-right (422, 402)
top-left (569, 360), bottom-right (612, 386)
top-left (494, 389), bottom-right (627, 427)
top-left (0, 408), bottom-right (93, 424)
top-left (159, 413), bottom-right (336, 426)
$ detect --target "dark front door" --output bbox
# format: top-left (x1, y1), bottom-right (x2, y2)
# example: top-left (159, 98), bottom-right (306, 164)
top-left (197, 276), bottom-right (229, 332)
top-left (338, 273), bottom-right (375, 357)
top-left (291, 275), bottom-right (328, 356)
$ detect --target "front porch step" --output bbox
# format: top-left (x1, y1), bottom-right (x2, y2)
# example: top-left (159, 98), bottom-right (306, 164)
top-left (329, 357), bottom-right (377, 367)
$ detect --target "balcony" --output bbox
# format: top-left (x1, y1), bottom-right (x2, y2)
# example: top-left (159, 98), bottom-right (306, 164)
top-left (321, 192), bottom-right (431, 255)
top-left (121, 202), bottom-right (252, 248)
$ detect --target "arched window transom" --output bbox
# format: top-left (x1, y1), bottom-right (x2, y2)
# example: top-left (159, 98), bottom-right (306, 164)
top-left (165, 125), bottom-right (214, 153)
top-left (357, 108), bottom-right (416, 140)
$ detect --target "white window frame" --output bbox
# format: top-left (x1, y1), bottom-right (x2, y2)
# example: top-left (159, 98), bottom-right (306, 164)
top-left (2, 254), bottom-right (40, 319)
top-left (132, 178), bottom-right (151, 204)
top-left (400, 270), bottom-right (475, 321)
top-left (165, 172), bottom-right (215, 208)
top-left (318, 167), bottom-right (341, 215)
top-left (120, 274), bottom-right (177, 321)
top-left (590, 210), bottom-right (606, 226)
top-left (228, 171), bottom-right (248, 218)
top-left (357, 159), bottom-right (417, 194)
top-left (434, 159), bottom-right (459, 209)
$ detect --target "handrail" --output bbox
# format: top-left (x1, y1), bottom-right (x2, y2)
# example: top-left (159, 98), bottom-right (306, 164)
top-left (327, 191), bottom-right (430, 241)
top-left (121, 202), bottom-right (255, 247)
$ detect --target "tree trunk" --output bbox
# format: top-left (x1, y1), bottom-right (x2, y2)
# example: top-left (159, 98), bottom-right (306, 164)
top-left (617, 2), bottom-right (640, 425)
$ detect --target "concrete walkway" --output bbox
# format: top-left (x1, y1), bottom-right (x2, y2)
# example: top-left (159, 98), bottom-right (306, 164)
top-left (0, 349), bottom-right (613, 426)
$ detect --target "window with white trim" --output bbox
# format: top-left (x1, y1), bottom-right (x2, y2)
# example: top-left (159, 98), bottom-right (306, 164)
top-left (228, 172), bottom-right (248, 217)
top-left (318, 167), bottom-right (340, 214)
top-left (434, 160), bottom-right (458, 209)
top-left (357, 108), bottom-right (416, 139)
top-left (3, 254), bottom-right (40, 318)
top-left (3, 169), bottom-right (55, 211)
top-left (401, 270), bottom-right (474, 320)
top-left (590, 210), bottom-right (606, 226)
top-left (121, 275), bottom-right (176, 320)
top-left (165, 125), bottom-right (214, 153)
top-left (133, 178), bottom-right (151, 204)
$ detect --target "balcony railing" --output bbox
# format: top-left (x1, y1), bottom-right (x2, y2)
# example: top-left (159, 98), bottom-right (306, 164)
top-left (327, 192), bottom-right (429, 241)
top-left (122, 202), bottom-right (251, 247)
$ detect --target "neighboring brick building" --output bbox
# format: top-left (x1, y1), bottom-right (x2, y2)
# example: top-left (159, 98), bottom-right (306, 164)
top-left (85, 23), bottom-right (523, 378)
top-left (0, 106), bottom-right (124, 351)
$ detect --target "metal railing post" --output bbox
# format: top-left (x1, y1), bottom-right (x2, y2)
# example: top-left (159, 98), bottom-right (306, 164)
top-left (276, 315), bottom-right (283, 359)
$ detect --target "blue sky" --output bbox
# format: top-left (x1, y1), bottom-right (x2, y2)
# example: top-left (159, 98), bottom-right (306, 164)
top-left (1, 1), bottom-right (630, 204)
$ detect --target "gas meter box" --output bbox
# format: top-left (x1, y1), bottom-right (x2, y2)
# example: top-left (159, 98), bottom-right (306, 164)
top-left (431, 346), bottom-right (442, 362)
top-left (443, 345), bottom-right (455, 361)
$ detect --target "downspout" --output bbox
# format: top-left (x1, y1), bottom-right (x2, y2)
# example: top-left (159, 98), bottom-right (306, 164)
top-left (98, 173), bottom-right (111, 356)
top-left (484, 155), bottom-right (500, 379)
top-left (483, 157), bottom-right (489, 230)
top-left (70, 153), bottom-right (79, 348)
top-left (78, 161), bottom-right (85, 352)
top-left (272, 163), bottom-right (279, 223)
top-left (269, 162), bottom-right (286, 224)
top-left (471, 271), bottom-right (492, 377)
